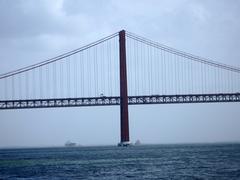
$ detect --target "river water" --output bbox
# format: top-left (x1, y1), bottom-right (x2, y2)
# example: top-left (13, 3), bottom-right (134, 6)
top-left (0, 144), bottom-right (240, 179)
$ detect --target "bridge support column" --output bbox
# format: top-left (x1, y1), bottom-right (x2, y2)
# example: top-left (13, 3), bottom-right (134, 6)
top-left (118, 30), bottom-right (130, 147)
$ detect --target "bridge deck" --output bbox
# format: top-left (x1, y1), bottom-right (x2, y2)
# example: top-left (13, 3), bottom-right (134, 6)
top-left (0, 93), bottom-right (239, 110)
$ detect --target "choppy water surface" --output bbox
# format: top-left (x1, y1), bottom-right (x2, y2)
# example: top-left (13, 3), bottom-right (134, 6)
top-left (0, 144), bottom-right (240, 179)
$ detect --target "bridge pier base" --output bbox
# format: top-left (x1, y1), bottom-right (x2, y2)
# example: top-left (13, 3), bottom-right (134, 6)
top-left (117, 141), bottom-right (132, 147)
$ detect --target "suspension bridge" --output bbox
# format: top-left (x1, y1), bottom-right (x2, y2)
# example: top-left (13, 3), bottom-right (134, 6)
top-left (0, 30), bottom-right (240, 146)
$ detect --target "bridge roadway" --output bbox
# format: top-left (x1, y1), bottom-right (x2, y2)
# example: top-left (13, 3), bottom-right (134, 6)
top-left (0, 93), bottom-right (240, 110)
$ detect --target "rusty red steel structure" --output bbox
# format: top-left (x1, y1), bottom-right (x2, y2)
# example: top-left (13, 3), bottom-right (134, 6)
top-left (119, 30), bottom-right (130, 146)
top-left (1, 29), bottom-right (240, 146)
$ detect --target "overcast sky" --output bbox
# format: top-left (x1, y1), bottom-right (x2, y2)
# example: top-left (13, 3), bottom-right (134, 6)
top-left (0, 0), bottom-right (240, 147)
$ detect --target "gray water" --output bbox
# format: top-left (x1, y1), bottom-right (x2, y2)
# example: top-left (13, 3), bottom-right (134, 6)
top-left (0, 144), bottom-right (240, 179)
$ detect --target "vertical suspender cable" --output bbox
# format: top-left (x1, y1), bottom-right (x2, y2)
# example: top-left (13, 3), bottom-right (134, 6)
top-left (53, 61), bottom-right (56, 98)
top-left (94, 46), bottom-right (97, 96)
top-left (134, 39), bottom-right (138, 95)
top-left (12, 76), bottom-right (14, 100)
top-left (4, 78), bottom-right (7, 100)
top-left (18, 74), bottom-right (21, 100)
top-left (32, 68), bottom-right (35, 99)
top-left (26, 71), bottom-right (29, 99)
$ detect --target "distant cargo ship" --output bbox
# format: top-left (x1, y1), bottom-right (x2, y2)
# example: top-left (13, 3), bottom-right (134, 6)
top-left (65, 141), bottom-right (77, 147)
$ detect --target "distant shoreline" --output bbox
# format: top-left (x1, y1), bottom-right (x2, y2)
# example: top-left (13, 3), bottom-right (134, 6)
top-left (1, 141), bottom-right (240, 150)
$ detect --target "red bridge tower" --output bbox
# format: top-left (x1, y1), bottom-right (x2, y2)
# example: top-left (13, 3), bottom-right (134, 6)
top-left (118, 30), bottom-right (130, 146)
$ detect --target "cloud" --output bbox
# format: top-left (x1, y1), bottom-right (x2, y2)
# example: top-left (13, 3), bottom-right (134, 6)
top-left (0, 0), bottom-right (240, 146)
top-left (0, 0), bottom-right (240, 72)
top-left (0, 0), bottom-right (60, 38)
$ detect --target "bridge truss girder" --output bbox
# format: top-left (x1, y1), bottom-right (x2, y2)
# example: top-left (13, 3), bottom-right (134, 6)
top-left (0, 93), bottom-right (239, 110)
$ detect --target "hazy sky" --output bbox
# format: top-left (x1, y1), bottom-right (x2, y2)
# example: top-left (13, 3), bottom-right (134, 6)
top-left (0, 0), bottom-right (240, 147)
